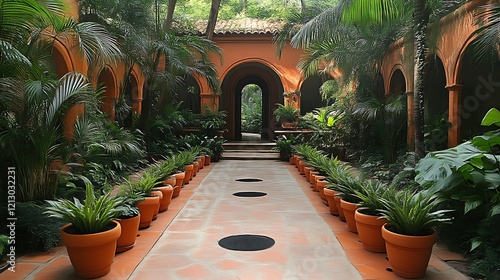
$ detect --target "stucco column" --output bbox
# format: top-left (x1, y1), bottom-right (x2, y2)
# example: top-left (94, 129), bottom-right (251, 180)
top-left (132, 97), bottom-right (143, 116)
top-left (64, 104), bottom-right (85, 139)
top-left (200, 92), bottom-right (219, 112)
top-left (406, 91), bottom-right (415, 150)
top-left (446, 84), bottom-right (463, 147)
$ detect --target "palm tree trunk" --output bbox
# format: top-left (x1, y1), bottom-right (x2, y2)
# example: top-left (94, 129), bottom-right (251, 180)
top-left (413, 0), bottom-right (429, 160)
top-left (206, 0), bottom-right (221, 40)
top-left (164, 0), bottom-right (178, 32)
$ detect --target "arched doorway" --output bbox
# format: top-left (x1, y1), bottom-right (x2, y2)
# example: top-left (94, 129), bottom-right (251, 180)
top-left (98, 67), bottom-right (117, 121)
top-left (424, 55), bottom-right (448, 151)
top-left (389, 69), bottom-right (406, 95)
top-left (459, 48), bottom-right (500, 139)
top-left (241, 84), bottom-right (262, 134)
top-left (221, 62), bottom-right (284, 140)
top-left (300, 75), bottom-right (328, 114)
top-left (176, 75), bottom-right (201, 114)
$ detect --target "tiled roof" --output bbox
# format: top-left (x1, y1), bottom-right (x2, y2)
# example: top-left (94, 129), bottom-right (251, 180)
top-left (196, 18), bottom-right (285, 35)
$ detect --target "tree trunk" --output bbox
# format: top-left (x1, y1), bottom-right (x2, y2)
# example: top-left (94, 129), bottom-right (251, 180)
top-left (164, 0), bottom-right (178, 32)
top-left (413, 0), bottom-right (429, 160)
top-left (206, 0), bottom-right (221, 40)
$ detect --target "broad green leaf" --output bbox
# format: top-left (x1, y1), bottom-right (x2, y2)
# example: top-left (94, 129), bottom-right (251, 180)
top-left (481, 108), bottom-right (500, 127)
top-left (489, 205), bottom-right (500, 217)
top-left (464, 197), bottom-right (483, 214)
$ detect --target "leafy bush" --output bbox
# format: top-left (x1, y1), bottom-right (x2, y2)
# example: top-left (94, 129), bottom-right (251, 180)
top-left (12, 202), bottom-right (66, 253)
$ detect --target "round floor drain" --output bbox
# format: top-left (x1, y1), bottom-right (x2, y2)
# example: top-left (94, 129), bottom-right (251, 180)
top-left (218, 234), bottom-right (275, 251)
top-left (233, 191), bottom-right (267, 197)
top-left (235, 178), bottom-right (263, 182)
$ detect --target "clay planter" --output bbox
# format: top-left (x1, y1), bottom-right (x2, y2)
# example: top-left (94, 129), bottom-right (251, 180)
top-left (205, 155), bottom-right (211, 166)
top-left (116, 214), bottom-right (140, 253)
top-left (333, 196), bottom-right (346, 221)
top-left (289, 156), bottom-right (295, 165)
top-left (355, 209), bottom-right (387, 253)
top-left (184, 164), bottom-right (194, 184)
top-left (323, 188), bottom-right (339, 216)
top-left (315, 180), bottom-right (328, 202)
top-left (61, 221), bottom-right (121, 278)
top-left (309, 171), bottom-right (320, 184)
top-left (172, 172), bottom-right (185, 198)
top-left (382, 224), bottom-right (437, 278)
top-left (313, 175), bottom-right (325, 190)
top-left (193, 161), bottom-right (200, 177)
top-left (298, 160), bottom-right (305, 175)
top-left (150, 190), bottom-right (163, 220)
top-left (164, 176), bottom-right (176, 187)
top-left (304, 166), bottom-right (313, 180)
top-left (137, 196), bottom-right (160, 229)
top-left (200, 155), bottom-right (206, 168)
top-left (340, 199), bottom-right (359, 233)
top-left (154, 185), bottom-right (174, 212)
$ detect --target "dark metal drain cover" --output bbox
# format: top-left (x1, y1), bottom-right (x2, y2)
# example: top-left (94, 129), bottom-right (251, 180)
top-left (218, 234), bottom-right (275, 251)
top-left (235, 178), bottom-right (263, 182)
top-left (233, 191), bottom-right (267, 197)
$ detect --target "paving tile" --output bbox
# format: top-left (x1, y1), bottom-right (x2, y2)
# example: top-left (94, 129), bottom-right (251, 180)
top-left (0, 263), bottom-right (39, 280)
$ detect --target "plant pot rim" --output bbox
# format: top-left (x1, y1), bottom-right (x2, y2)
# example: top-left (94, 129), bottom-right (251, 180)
top-left (382, 223), bottom-right (437, 240)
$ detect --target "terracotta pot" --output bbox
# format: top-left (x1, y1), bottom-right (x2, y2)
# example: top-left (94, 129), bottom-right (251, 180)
top-left (323, 188), bottom-right (339, 216)
top-left (116, 214), bottom-right (140, 253)
top-left (289, 156), bottom-right (295, 165)
top-left (137, 196), bottom-right (160, 229)
top-left (172, 172), bottom-right (185, 198)
top-left (205, 155), bottom-right (211, 166)
top-left (355, 209), bottom-right (387, 253)
top-left (309, 171), bottom-right (320, 184)
top-left (315, 180), bottom-right (328, 201)
top-left (298, 160), bottom-right (305, 175)
top-left (150, 190), bottom-right (163, 220)
top-left (164, 176), bottom-right (176, 187)
top-left (154, 185), bottom-right (174, 212)
top-left (61, 221), bottom-right (121, 278)
top-left (313, 175), bottom-right (325, 190)
top-left (184, 164), bottom-right (194, 184)
top-left (382, 224), bottom-right (437, 278)
top-left (304, 166), bottom-right (313, 180)
top-left (340, 199), bottom-right (359, 233)
top-left (333, 196), bottom-right (346, 221)
top-left (193, 161), bottom-right (200, 177)
top-left (200, 155), bottom-right (206, 168)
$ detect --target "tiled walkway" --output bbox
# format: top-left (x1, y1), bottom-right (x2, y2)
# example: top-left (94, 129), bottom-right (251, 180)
top-left (2, 160), bottom-right (468, 279)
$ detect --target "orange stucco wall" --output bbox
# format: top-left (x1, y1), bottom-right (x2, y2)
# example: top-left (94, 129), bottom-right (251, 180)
top-left (380, 0), bottom-right (489, 148)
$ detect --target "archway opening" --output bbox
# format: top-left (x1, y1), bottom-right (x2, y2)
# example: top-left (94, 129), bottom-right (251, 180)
top-left (424, 55), bottom-right (448, 151)
top-left (176, 75), bottom-right (201, 114)
top-left (220, 62), bottom-right (283, 140)
top-left (241, 84), bottom-right (262, 136)
top-left (389, 69), bottom-right (406, 95)
top-left (98, 67), bottom-right (116, 121)
top-left (300, 75), bottom-right (328, 114)
top-left (459, 48), bottom-right (500, 139)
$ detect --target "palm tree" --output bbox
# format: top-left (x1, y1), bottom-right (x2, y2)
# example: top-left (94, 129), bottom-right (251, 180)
top-left (472, 2), bottom-right (500, 60)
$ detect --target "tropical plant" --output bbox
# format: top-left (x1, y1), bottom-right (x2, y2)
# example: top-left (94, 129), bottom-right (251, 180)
top-left (273, 103), bottom-right (299, 123)
top-left (44, 184), bottom-right (122, 234)
top-left (354, 180), bottom-right (396, 216)
top-left (0, 73), bottom-right (97, 202)
top-left (379, 189), bottom-right (452, 236)
top-left (205, 136), bottom-right (225, 162)
top-left (273, 135), bottom-right (304, 161)
top-left (0, 235), bottom-right (7, 260)
top-left (353, 93), bottom-right (407, 163)
top-left (415, 108), bottom-right (500, 253)
top-left (200, 106), bottom-right (227, 137)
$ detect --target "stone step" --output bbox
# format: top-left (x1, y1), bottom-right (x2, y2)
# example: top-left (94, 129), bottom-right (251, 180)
top-left (222, 152), bottom-right (280, 160)
top-left (223, 142), bottom-right (276, 151)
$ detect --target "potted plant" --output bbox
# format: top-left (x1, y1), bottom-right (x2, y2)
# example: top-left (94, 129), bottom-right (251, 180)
top-left (115, 193), bottom-right (142, 253)
top-left (122, 169), bottom-right (163, 229)
top-left (200, 106), bottom-right (227, 137)
top-left (354, 180), bottom-right (396, 253)
top-left (273, 103), bottom-right (299, 129)
top-left (152, 161), bottom-right (176, 212)
top-left (380, 190), bottom-right (452, 278)
top-left (44, 184), bottom-right (122, 278)
top-left (206, 136), bottom-right (225, 162)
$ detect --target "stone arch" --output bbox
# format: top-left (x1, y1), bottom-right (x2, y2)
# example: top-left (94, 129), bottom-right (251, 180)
top-left (220, 61), bottom-right (284, 140)
top-left (52, 41), bottom-right (74, 77)
top-left (98, 67), bottom-right (118, 120)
